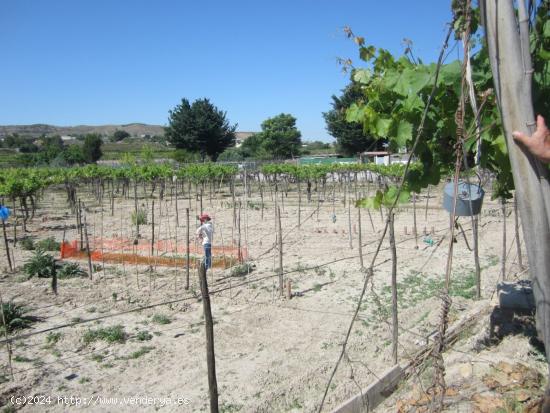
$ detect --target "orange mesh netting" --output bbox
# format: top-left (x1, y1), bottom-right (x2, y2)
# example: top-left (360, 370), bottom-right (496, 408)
top-left (60, 239), bottom-right (246, 269)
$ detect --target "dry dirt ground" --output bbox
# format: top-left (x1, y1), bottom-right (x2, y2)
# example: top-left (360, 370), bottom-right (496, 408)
top-left (0, 182), bottom-right (545, 412)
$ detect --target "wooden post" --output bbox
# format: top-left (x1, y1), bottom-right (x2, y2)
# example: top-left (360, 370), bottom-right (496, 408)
top-left (0, 290), bottom-right (14, 381)
top-left (2, 219), bottom-right (13, 272)
top-left (198, 262), bottom-right (219, 413)
top-left (51, 260), bottom-right (58, 296)
top-left (286, 279), bottom-right (292, 300)
top-left (501, 198), bottom-right (507, 280)
top-left (237, 201), bottom-right (243, 264)
top-left (412, 192), bottom-right (418, 248)
top-left (175, 179), bottom-right (179, 227)
top-left (186, 208), bottom-right (190, 290)
top-left (473, 215), bottom-right (481, 300)
top-left (277, 205), bottom-right (284, 296)
top-left (83, 214), bottom-right (93, 280)
top-left (78, 199), bottom-right (83, 249)
top-left (357, 206), bottom-right (364, 269)
top-left (134, 182), bottom-right (139, 237)
top-left (347, 191), bottom-right (353, 249)
top-left (151, 199), bottom-right (155, 257)
top-left (424, 185), bottom-right (431, 221)
top-left (404, 226), bottom-right (408, 236)
top-left (482, 0), bottom-right (550, 358)
top-left (513, 196), bottom-right (524, 270)
top-left (389, 212), bottom-right (398, 364)
top-left (297, 179), bottom-right (302, 228)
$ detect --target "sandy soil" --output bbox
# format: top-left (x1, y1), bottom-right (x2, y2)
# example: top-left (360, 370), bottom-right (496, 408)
top-left (0, 181), bottom-right (542, 412)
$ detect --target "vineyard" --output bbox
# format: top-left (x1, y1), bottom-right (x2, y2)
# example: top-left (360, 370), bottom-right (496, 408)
top-left (0, 160), bottom-right (541, 412)
top-left (1, 1), bottom-right (549, 411)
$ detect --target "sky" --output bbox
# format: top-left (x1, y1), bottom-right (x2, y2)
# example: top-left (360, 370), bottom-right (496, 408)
top-left (0, 1), bottom-right (456, 142)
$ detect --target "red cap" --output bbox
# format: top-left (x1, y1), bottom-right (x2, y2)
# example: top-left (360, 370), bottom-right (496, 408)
top-left (199, 213), bottom-right (211, 223)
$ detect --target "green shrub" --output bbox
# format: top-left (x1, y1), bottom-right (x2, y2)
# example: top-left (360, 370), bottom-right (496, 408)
top-left (230, 262), bottom-right (255, 277)
top-left (136, 331), bottom-right (153, 341)
top-left (82, 325), bottom-right (127, 344)
top-left (46, 332), bottom-right (62, 345)
top-left (123, 346), bottom-right (154, 360)
top-left (131, 209), bottom-right (147, 226)
top-left (23, 250), bottom-right (56, 278)
top-left (0, 301), bottom-right (36, 333)
top-left (36, 237), bottom-right (60, 251)
top-left (19, 237), bottom-right (35, 250)
top-left (57, 262), bottom-right (86, 279)
top-left (151, 314), bottom-right (171, 325)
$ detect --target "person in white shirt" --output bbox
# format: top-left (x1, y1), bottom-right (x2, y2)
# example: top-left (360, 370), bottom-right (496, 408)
top-left (196, 213), bottom-right (214, 269)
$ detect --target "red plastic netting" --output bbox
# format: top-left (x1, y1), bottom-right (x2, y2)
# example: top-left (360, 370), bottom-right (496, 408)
top-left (60, 239), bottom-right (246, 269)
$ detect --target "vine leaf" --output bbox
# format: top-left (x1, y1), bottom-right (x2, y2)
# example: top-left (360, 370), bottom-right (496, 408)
top-left (394, 120), bottom-right (413, 147)
top-left (353, 68), bottom-right (372, 84)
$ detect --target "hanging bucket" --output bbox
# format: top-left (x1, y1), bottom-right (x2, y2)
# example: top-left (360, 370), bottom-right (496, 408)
top-left (0, 206), bottom-right (10, 221)
top-left (442, 181), bottom-right (484, 216)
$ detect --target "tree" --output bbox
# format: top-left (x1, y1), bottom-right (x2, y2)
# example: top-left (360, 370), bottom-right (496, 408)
top-left (323, 82), bottom-right (385, 156)
top-left (63, 144), bottom-right (86, 165)
top-left (112, 130), bottom-right (130, 142)
top-left (165, 98), bottom-right (236, 161)
top-left (82, 134), bottom-right (103, 163)
top-left (481, 1), bottom-right (550, 400)
top-left (255, 113), bottom-right (302, 159)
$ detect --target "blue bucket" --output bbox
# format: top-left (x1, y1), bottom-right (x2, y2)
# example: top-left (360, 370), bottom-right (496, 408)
top-left (0, 206), bottom-right (10, 221)
top-left (442, 182), bottom-right (484, 216)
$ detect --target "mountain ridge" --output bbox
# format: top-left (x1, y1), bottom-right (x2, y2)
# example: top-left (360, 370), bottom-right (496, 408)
top-left (0, 123), bottom-right (165, 138)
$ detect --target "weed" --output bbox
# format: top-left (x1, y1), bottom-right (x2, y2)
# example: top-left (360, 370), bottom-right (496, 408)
top-left (19, 237), bottom-right (35, 250)
top-left (131, 209), bottom-right (148, 226)
top-left (151, 314), bottom-right (171, 325)
top-left (23, 249), bottom-right (55, 278)
top-left (314, 266), bottom-right (327, 276)
top-left (82, 325), bottom-right (127, 344)
top-left (0, 301), bottom-right (36, 333)
top-left (230, 262), bottom-right (255, 277)
top-left (46, 332), bottom-right (62, 346)
top-left (58, 262), bottom-right (86, 278)
top-left (0, 375), bottom-right (8, 385)
top-left (87, 307), bottom-right (97, 313)
top-left (293, 262), bottom-right (309, 275)
top-left (313, 283), bottom-right (322, 292)
top-left (36, 237), bottom-right (60, 252)
top-left (288, 398), bottom-right (303, 410)
top-left (91, 354), bottom-right (105, 362)
top-left (136, 331), bottom-right (153, 341)
top-left (220, 402), bottom-right (243, 413)
top-left (123, 346), bottom-right (154, 360)
top-left (101, 363), bottom-right (115, 369)
top-left (71, 317), bottom-right (83, 323)
top-left (79, 377), bottom-right (91, 384)
top-left (14, 355), bottom-right (33, 362)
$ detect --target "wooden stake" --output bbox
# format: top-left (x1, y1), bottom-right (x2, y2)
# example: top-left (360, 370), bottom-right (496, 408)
top-left (83, 214), bottom-right (93, 280)
top-left (277, 205), bottom-right (284, 296)
top-left (473, 215), bottom-right (481, 300)
top-left (151, 199), bottom-right (155, 257)
top-left (2, 219), bottom-right (13, 272)
top-left (501, 198), bottom-right (507, 280)
top-left (357, 206), bottom-right (364, 269)
top-left (514, 196), bottom-right (524, 270)
top-left (198, 262), bottom-right (219, 413)
top-left (0, 290), bottom-right (14, 381)
top-left (186, 208), bottom-right (190, 290)
top-left (389, 212), bottom-right (398, 364)
top-left (286, 279), bottom-right (292, 300)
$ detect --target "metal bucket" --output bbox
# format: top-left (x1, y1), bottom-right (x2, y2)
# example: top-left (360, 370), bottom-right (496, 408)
top-left (442, 181), bottom-right (484, 216)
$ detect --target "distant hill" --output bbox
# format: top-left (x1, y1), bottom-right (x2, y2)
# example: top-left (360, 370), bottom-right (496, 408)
top-left (0, 123), bottom-right (165, 138)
